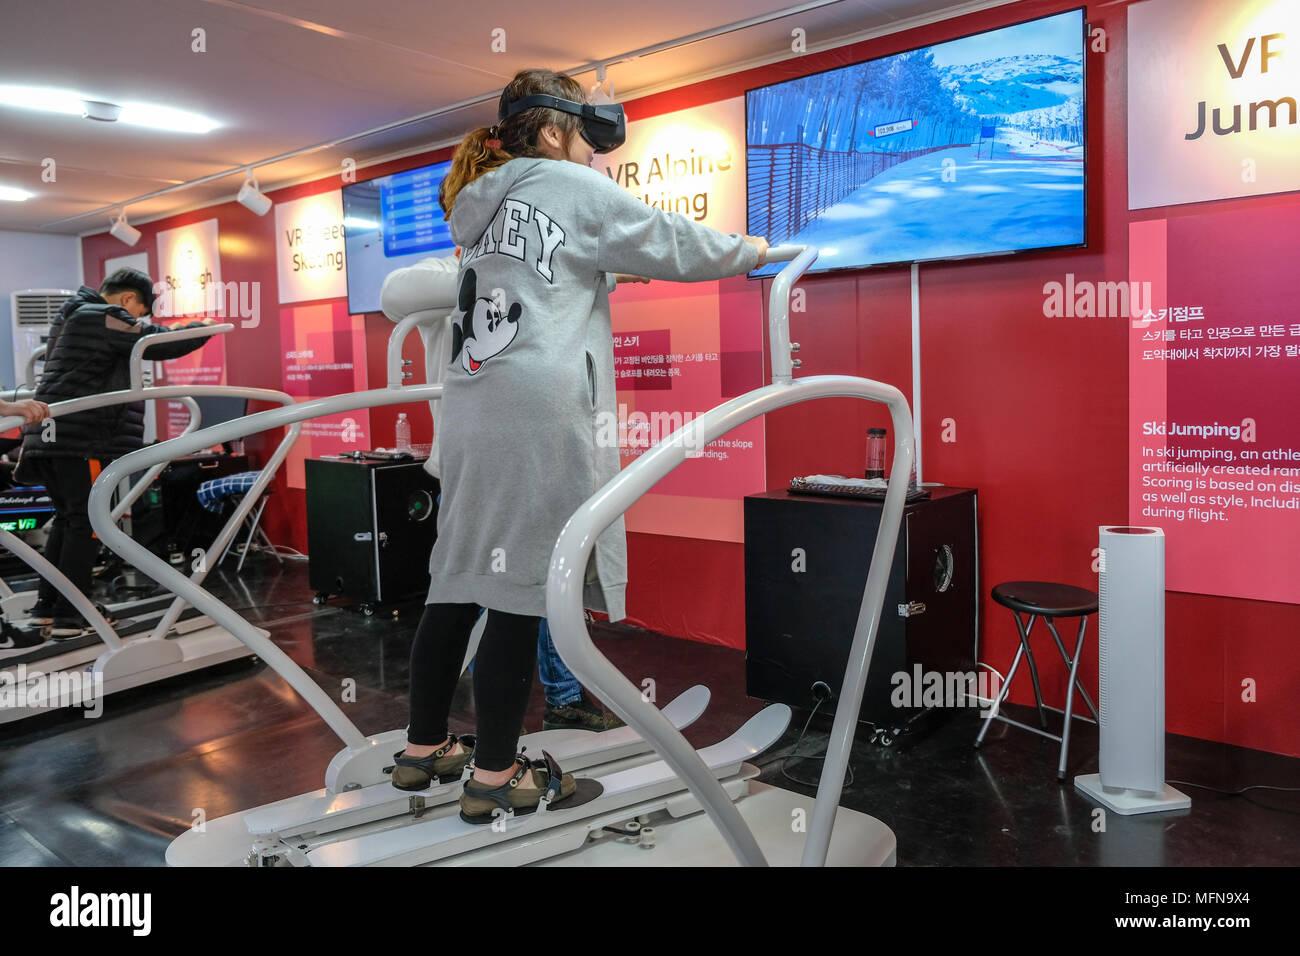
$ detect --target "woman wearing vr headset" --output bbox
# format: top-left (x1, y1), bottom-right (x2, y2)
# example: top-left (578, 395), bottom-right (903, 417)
top-left (392, 68), bottom-right (768, 822)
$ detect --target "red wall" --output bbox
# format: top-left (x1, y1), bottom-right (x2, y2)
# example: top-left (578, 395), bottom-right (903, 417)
top-left (80, 0), bottom-right (1298, 757)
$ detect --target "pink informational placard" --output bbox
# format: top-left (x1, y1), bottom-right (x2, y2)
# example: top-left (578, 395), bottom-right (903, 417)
top-left (1129, 206), bottom-right (1300, 604)
top-left (611, 277), bottom-right (766, 543)
top-left (279, 301), bottom-right (372, 488)
top-left (155, 335), bottom-right (227, 442)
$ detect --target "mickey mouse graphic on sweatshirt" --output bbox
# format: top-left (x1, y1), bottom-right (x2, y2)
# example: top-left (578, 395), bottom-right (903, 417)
top-left (450, 268), bottom-right (522, 375)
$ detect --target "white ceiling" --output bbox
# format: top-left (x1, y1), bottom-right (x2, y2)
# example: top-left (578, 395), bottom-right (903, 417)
top-left (0, 0), bottom-right (1013, 235)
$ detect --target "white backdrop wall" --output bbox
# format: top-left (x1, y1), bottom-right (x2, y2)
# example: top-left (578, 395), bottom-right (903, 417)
top-left (0, 230), bottom-right (81, 388)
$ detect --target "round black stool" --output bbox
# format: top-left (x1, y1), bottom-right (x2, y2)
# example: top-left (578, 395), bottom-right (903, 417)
top-left (975, 581), bottom-right (1100, 779)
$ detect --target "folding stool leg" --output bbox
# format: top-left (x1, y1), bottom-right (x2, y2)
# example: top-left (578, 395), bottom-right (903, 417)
top-left (1045, 615), bottom-right (1100, 722)
top-left (975, 639), bottom-right (1025, 747)
top-left (1014, 612), bottom-right (1049, 729)
top-left (237, 497), bottom-right (269, 573)
top-left (1046, 616), bottom-right (1086, 779)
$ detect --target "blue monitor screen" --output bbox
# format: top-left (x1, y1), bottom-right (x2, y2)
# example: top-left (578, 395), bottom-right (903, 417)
top-left (342, 159), bottom-right (455, 314)
top-left (746, 8), bottom-right (1086, 276)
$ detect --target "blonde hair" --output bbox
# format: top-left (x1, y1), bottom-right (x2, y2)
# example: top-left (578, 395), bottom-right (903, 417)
top-left (440, 69), bottom-right (586, 216)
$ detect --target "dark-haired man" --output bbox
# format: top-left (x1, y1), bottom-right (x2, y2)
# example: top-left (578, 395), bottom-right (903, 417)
top-left (15, 268), bottom-right (215, 639)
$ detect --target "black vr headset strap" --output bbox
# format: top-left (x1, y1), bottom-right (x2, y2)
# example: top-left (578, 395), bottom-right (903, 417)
top-left (499, 94), bottom-right (621, 129)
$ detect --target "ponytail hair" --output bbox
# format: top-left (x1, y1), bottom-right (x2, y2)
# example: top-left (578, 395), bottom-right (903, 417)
top-left (439, 68), bottom-right (587, 216)
top-left (439, 127), bottom-right (511, 216)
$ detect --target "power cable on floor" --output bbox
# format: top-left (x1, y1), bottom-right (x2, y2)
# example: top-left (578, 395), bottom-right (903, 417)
top-left (1167, 779), bottom-right (1300, 815)
top-left (780, 697), bottom-right (860, 790)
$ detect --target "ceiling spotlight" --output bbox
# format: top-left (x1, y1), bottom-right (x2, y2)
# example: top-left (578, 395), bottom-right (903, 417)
top-left (109, 209), bottom-right (141, 247)
top-left (236, 170), bottom-right (272, 216)
top-left (82, 100), bottom-right (122, 122)
top-left (588, 65), bottom-right (615, 105)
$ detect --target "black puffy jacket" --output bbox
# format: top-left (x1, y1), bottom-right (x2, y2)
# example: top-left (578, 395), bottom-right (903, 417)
top-left (16, 287), bottom-right (212, 470)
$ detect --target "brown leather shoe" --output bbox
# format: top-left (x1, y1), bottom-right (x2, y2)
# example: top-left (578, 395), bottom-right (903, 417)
top-left (459, 751), bottom-right (576, 823)
top-left (389, 734), bottom-right (475, 791)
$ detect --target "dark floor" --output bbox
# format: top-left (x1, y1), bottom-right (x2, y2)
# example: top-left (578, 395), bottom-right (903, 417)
top-left (1, 558), bottom-right (1297, 867)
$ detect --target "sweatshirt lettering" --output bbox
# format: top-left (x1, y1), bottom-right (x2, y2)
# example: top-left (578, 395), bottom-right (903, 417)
top-left (461, 203), bottom-right (566, 285)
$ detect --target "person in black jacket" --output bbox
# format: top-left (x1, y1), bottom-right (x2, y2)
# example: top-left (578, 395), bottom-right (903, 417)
top-left (15, 267), bottom-right (214, 639)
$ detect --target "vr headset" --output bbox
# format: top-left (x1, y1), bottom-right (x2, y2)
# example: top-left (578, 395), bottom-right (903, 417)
top-left (498, 91), bottom-right (626, 154)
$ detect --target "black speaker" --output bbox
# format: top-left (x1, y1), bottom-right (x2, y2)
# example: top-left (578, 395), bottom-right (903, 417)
top-left (306, 458), bottom-right (439, 610)
top-left (744, 487), bottom-right (978, 724)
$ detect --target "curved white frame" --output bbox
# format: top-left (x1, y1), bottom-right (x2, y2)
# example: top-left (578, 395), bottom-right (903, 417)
top-left (38, 249), bottom-right (910, 868)
top-left (546, 244), bottom-right (913, 867)
top-left (0, 324), bottom-right (302, 650)
top-left (24, 344), bottom-right (46, 390)
top-left (71, 384), bottom-right (445, 755)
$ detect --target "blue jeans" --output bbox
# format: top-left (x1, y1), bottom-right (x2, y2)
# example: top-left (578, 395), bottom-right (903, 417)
top-left (536, 618), bottom-right (582, 709)
top-left (465, 613), bottom-right (583, 708)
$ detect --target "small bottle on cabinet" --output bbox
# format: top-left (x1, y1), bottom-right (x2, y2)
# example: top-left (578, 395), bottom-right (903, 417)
top-left (865, 428), bottom-right (886, 479)
top-left (395, 413), bottom-right (412, 453)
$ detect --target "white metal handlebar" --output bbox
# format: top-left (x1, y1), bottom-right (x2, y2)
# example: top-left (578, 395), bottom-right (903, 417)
top-left (83, 385), bottom-right (443, 752)
top-left (109, 396), bottom-right (201, 523)
top-left (763, 245), bottom-right (818, 384)
top-left (387, 309), bottom-right (450, 388)
top-left (24, 345), bottom-right (46, 389)
top-left (129, 323), bottom-right (235, 391)
top-left (546, 244), bottom-right (913, 867)
top-left (0, 385), bottom-right (297, 651)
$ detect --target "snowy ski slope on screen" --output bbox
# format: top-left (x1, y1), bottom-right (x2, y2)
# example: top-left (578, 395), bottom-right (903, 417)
top-left (746, 9), bottom-right (1085, 274)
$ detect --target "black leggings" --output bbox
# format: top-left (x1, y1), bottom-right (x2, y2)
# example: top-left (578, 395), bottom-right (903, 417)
top-left (407, 602), bottom-right (540, 772)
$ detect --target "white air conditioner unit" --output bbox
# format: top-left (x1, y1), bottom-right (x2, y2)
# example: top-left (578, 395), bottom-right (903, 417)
top-left (1075, 525), bottom-right (1190, 815)
top-left (10, 289), bottom-right (74, 388)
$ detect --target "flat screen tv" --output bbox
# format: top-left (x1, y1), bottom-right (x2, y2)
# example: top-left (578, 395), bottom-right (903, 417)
top-left (342, 159), bottom-right (455, 313)
top-left (746, 8), bottom-right (1086, 276)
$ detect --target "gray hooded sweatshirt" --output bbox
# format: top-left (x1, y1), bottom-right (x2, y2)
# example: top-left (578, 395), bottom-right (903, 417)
top-left (428, 156), bottom-right (759, 621)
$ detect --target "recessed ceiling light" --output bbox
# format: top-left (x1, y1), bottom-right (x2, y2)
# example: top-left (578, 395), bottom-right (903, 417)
top-left (82, 100), bottom-right (122, 122)
top-left (0, 85), bottom-right (218, 134)
top-left (0, 185), bottom-right (33, 202)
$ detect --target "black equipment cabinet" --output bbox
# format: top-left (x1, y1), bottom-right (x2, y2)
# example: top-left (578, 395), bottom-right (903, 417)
top-left (744, 487), bottom-right (978, 732)
top-left (306, 458), bottom-right (439, 613)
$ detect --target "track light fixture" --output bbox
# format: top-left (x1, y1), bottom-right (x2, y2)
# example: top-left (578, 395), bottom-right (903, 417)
top-left (588, 64), bottom-right (615, 105)
top-left (109, 208), bottom-right (141, 246)
top-left (236, 169), bottom-right (272, 216)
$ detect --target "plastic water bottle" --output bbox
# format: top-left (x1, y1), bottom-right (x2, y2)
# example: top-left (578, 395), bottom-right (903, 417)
top-left (395, 413), bottom-right (411, 453)
top-left (864, 428), bottom-right (886, 479)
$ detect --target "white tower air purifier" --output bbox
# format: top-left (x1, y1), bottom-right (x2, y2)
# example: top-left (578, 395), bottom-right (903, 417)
top-left (1075, 526), bottom-right (1190, 814)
